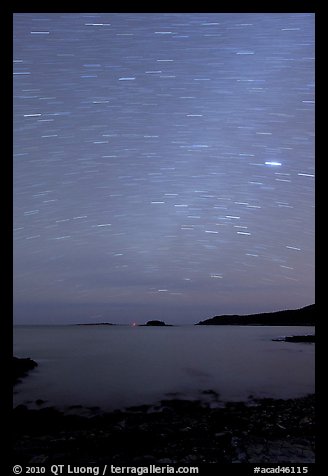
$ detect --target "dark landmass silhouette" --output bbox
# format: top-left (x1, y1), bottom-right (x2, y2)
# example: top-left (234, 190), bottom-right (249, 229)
top-left (142, 320), bottom-right (172, 326)
top-left (75, 323), bottom-right (115, 326)
top-left (13, 357), bottom-right (38, 385)
top-left (272, 335), bottom-right (315, 343)
top-left (196, 304), bottom-right (315, 326)
top-left (13, 394), bottom-right (315, 463)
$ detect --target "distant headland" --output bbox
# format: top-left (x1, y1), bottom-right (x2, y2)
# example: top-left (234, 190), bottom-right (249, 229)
top-left (196, 304), bottom-right (315, 326)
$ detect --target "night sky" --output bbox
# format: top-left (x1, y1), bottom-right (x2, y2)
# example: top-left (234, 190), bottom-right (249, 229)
top-left (13, 13), bottom-right (315, 325)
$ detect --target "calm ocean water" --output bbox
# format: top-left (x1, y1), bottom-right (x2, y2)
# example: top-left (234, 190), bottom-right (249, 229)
top-left (13, 325), bottom-right (315, 412)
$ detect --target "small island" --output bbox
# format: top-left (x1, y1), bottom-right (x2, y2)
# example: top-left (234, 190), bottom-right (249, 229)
top-left (142, 320), bottom-right (172, 326)
top-left (75, 323), bottom-right (115, 326)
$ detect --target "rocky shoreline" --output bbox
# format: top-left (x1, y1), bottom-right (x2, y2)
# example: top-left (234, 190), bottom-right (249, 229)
top-left (13, 356), bottom-right (38, 385)
top-left (13, 393), bottom-right (315, 465)
top-left (272, 335), bottom-right (315, 343)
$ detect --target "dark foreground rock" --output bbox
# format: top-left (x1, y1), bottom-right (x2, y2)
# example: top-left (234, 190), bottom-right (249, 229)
top-left (12, 394), bottom-right (315, 464)
top-left (13, 357), bottom-right (38, 385)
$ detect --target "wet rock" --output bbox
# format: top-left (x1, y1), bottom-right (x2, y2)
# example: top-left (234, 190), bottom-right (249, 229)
top-left (158, 458), bottom-right (175, 464)
top-left (13, 357), bottom-right (38, 385)
top-left (236, 450), bottom-right (247, 462)
top-left (272, 335), bottom-right (315, 343)
top-left (28, 455), bottom-right (48, 464)
top-left (132, 455), bottom-right (156, 463)
top-left (126, 404), bottom-right (151, 412)
top-left (285, 335), bottom-right (315, 343)
top-left (35, 399), bottom-right (46, 406)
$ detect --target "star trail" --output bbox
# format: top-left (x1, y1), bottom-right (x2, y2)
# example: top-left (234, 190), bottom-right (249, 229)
top-left (13, 13), bottom-right (315, 324)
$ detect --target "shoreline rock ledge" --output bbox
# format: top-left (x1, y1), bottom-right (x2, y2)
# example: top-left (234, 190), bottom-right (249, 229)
top-left (13, 356), bottom-right (38, 385)
top-left (272, 335), bottom-right (315, 343)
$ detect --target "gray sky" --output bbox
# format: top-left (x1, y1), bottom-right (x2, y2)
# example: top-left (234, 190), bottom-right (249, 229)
top-left (13, 13), bottom-right (315, 325)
